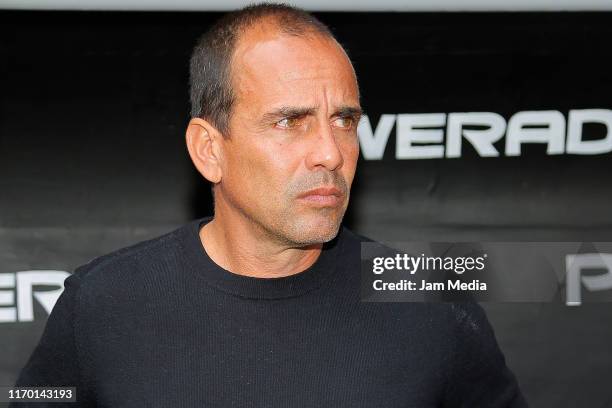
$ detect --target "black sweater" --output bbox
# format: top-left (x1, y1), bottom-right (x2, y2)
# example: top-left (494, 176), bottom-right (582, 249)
top-left (13, 217), bottom-right (528, 407)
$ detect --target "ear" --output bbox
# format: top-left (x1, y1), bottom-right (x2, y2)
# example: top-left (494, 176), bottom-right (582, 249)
top-left (185, 118), bottom-right (224, 183)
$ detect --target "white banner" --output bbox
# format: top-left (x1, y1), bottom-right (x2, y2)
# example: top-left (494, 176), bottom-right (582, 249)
top-left (2, 0), bottom-right (612, 11)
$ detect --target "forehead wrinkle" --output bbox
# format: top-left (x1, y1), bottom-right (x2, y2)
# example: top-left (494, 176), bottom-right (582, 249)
top-left (230, 26), bottom-right (360, 123)
top-left (280, 65), bottom-right (339, 82)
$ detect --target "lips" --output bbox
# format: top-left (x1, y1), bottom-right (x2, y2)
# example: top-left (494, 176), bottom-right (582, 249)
top-left (298, 187), bottom-right (342, 198)
top-left (297, 186), bottom-right (343, 206)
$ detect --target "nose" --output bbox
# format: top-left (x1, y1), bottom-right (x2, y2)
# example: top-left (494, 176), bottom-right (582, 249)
top-left (305, 121), bottom-right (344, 171)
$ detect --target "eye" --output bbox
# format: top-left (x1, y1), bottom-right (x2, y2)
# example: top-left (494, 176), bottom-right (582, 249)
top-left (275, 117), bottom-right (301, 129)
top-left (332, 116), bottom-right (354, 129)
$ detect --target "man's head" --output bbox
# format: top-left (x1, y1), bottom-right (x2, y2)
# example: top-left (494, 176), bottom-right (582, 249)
top-left (186, 3), bottom-right (361, 247)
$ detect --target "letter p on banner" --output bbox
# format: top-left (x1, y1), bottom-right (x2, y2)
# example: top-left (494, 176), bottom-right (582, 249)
top-left (565, 254), bottom-right (612, 306)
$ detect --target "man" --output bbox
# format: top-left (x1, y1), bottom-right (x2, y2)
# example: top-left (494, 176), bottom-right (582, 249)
top-left (13, 3), bottom-right (528, 407)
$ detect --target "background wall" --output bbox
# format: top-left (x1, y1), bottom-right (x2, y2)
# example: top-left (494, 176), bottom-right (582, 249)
top-left (1, 11), bottom-right (611, 407)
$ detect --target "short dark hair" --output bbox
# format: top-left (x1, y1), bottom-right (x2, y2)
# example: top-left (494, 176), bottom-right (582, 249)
top-left (189, 2), bottom-right (335, 137)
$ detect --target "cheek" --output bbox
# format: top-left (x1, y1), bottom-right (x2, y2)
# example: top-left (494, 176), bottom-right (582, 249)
top-left (341, 137), bottom-right (360, 173)
top-left (224, 148), bottom-right (253, 184)
top-left (241, 140), bottom-right (298, 193)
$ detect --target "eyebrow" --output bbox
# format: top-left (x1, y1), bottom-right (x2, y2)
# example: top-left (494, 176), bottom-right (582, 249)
top-left (261, 105), bottom-right (363, 123)
top-left (334, 106), bottom-right (363, 119)
top-left (261, 106), bottom-right (317, 123)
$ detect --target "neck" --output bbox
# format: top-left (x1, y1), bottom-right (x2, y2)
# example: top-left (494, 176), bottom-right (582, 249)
top-left (200, 206), bottom-right (323, 279)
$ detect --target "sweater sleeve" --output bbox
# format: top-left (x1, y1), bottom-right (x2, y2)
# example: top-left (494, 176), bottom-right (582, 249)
top-left (442, 302), bottom-right (529, 408)
top-left (10, 272), bottom-right (94, 407)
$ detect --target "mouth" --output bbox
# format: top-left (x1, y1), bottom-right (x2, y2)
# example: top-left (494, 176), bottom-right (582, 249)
top-left (297, 186), bottom-right (344, 207)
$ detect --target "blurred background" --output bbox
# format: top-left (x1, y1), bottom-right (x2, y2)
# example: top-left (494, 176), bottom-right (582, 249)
top-left (1, 1), bottom-right (612, 407)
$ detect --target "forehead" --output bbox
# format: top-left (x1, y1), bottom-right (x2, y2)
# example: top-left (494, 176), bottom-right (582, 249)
top-left (230, 23), bottom-right (359, 110)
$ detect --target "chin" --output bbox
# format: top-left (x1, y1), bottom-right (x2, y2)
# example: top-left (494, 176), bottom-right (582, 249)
top-left (283, 214), bottom-right (343, 246)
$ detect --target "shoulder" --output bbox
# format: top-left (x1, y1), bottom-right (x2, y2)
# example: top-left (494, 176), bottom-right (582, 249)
top-left (70, 220), bottom-right (199, 289)
top-left (335, 225), bottom-right (377, 257)
top-left (446, 301), bottom-right (499, 345)
top-left (442, 302), bottom-right (527, 406)
top-left (338, 225), bottom-right (375, 244)
top-left (443, 301), bottom-right (509, 376)
top-left (334, 225), bottom-right (383, 266)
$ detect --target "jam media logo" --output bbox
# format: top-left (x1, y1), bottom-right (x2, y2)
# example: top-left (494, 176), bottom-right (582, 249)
top-left (358, 109), bottom-right (612, 159)
top-left (0, 271), bottom-right (70, 323)
top-left (565, 254), bottom-right (612, 306)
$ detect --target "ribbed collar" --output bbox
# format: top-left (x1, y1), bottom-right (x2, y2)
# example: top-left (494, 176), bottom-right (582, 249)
top-left (180, 217), bottom-right (343, 300)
